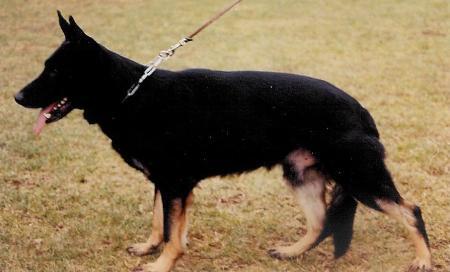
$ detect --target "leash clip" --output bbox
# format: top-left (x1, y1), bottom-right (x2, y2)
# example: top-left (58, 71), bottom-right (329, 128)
top-left (121, 37), bottom-right (193, 104)
top-left (159, 37), bottom-right (193, 59)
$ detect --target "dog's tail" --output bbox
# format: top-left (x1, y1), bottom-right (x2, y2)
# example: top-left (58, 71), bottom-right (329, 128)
top-left (313, 184), bottom-right (358, 258)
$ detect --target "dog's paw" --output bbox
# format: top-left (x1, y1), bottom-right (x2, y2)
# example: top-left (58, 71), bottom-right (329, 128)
top-left (267, 247), bottom-right (295, 260)
top-left (407, 258), bottom-right (432, 272)
top-left (127, 242), bottom-right (160, 256)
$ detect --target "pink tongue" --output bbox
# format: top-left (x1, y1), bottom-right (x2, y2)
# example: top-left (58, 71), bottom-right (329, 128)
top-left (33, 102), bottom-right (57, 136)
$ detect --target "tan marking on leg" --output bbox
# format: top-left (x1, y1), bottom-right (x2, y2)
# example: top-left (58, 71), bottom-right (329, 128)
top-left (269, 168), bottom-right (326, 259)
top-left (128, 190), bottom-right (164, 256)
top-left (138, 193), bottom-right (194, 272)
top-left (376, 199), bottom-right (432, 271)
top-left (149, 190), bottom-right (164, 246)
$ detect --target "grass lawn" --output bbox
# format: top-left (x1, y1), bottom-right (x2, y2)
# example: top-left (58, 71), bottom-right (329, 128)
top-left (1, 0), bottom-right (449, 271)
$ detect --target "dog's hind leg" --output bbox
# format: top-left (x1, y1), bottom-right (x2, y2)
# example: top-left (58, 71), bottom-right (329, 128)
top-left (354, 180), bottom-right (431, 271)
top-left (375, 198), bottom-right (431, 272)
top-left (268, 149), bottom-right (327, 259)
top-left (326, 133), bottom-right (431, 271)
top-left (312, 184), bottom-right (358, 258)
top-left (127, 187), bottom-right (164, 256)
top-left (135, 188), bottom-right (194, 272)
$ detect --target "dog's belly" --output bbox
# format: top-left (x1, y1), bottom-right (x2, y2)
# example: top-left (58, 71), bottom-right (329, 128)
top-left (204, 147), bottom-right (317, 177)
top-left (113, 134), bottom-right (318, 182)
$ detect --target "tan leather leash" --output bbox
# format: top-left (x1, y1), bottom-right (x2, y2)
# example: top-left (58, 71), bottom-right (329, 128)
top-left (188, 0), bottom-right (243, 39)
top-left (122, 0), bottom-right (244, 103)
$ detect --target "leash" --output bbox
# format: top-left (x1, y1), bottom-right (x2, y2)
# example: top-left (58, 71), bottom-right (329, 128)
top-left (122, 0), bottom-right (243, 103)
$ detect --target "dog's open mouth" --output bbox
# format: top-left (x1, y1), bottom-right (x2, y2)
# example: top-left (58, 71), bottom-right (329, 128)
top-left (33, 97), bottom-right (74, 135)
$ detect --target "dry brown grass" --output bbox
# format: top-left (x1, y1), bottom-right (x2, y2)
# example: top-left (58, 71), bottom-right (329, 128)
top-left (1, 0), bottom-right (449, 271)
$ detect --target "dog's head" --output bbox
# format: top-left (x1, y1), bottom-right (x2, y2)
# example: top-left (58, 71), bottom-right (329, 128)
top-left (15, 11), bottom-right (109, 135)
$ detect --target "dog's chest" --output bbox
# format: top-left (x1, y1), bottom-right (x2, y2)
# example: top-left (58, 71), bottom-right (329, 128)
top-left (110, 140), bottom-right (151, 177)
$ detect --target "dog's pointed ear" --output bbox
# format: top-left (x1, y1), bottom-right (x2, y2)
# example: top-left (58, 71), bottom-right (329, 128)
top-left (68, 15), bottom-right (87, 39)
top-left (57, 10), bottom-right (72, 39)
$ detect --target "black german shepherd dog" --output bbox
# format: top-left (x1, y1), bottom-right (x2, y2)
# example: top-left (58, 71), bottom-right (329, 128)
top-left (15, 12), bottom-right (431, 272)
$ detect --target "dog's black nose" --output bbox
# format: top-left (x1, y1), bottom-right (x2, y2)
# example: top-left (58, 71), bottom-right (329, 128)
top-left (14, 92), bottom-right (25, 105)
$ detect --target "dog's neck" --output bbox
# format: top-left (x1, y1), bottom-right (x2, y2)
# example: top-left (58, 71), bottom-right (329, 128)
top-left (102, 45), bottom-right (147, 96)
top-left (82, 45), bottom-right (147, 124)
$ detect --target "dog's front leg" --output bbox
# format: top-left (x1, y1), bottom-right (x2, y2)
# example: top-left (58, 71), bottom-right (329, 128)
top-left (134, 189), bottom-right (194, 272)
top-left (128, 187), bottom-right (164, 256)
